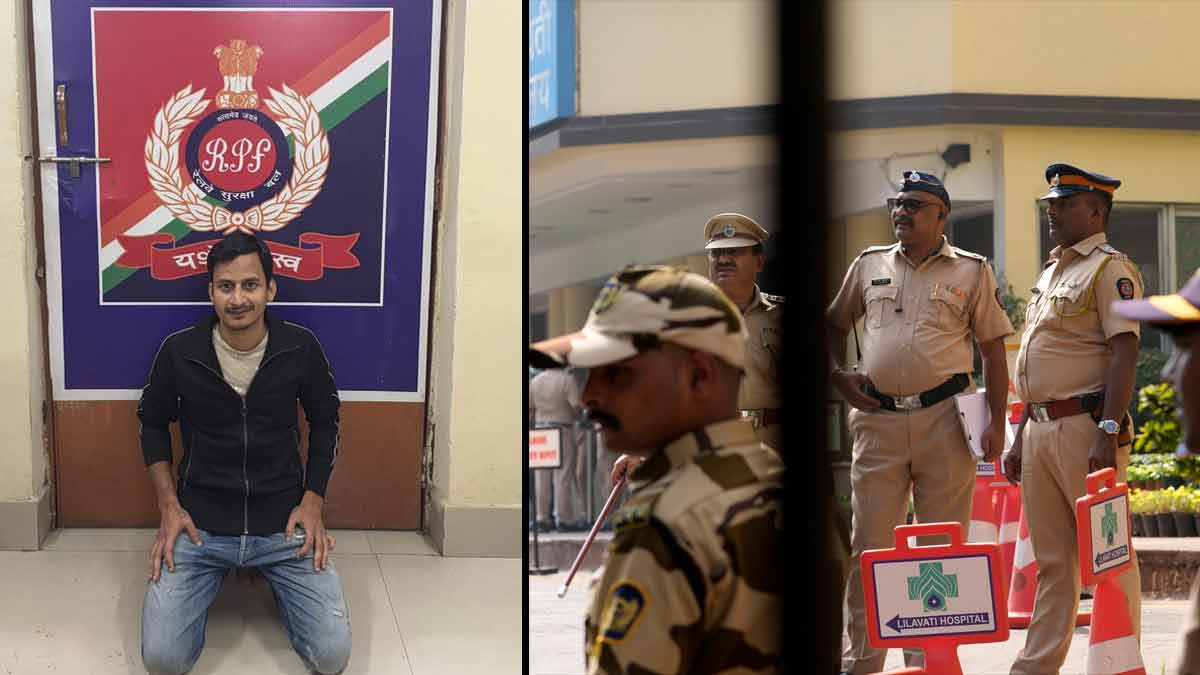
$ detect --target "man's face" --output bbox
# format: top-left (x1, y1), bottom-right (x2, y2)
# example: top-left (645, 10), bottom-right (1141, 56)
top-left (890, 190), bottom-right (946, 248)
top-left (707, 246), bottom-right (763, 298)
top-left (1163, 324), bottom-right (1200, 455)
top-left (1045, 193), bottom-right (1100, 247)
top-left (581, 347), bottom-right (690, 456)
top-left (208, 252), bottom-right (276, 333)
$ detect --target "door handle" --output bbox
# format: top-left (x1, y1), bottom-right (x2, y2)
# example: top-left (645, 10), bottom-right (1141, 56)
top-left (38, 155), bottom-right (111, 178)
top-left (55, 84), bottom-right (67, 146)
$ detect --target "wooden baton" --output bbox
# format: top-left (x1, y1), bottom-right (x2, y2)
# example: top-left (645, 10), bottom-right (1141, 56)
top-left (556, 475), bottom-right (628, 598)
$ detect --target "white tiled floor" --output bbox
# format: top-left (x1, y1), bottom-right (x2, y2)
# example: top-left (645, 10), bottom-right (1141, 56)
top-left (0, 529), bottom-right (520, 674)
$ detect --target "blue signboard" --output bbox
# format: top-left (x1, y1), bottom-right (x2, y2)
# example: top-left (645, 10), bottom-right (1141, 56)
top-left (528, 0), bottom-right (575, 128)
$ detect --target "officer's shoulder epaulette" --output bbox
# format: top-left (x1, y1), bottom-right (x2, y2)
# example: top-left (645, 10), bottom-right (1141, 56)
top-left (612, 500), bottom-right (655, 538)
top-left (860, 244), bottom-right (895, 257)
top-left (1098, 243), bottom-right (1133, 263)
top-left (951, 246), bottom-right (987, 263)
top-left (762, 293), bottom-right (785, 304)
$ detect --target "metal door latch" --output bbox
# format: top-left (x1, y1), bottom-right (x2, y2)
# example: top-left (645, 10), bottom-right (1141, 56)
top-left (37, 155), bottom-right (111, 178)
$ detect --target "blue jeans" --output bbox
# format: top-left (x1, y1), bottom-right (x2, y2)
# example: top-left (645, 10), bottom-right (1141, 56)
top-left (141, 530), bottom-right (351, 674)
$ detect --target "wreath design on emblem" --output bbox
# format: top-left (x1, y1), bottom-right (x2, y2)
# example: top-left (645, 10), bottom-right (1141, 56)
top-left (144, 83), bottom-right (329, 235)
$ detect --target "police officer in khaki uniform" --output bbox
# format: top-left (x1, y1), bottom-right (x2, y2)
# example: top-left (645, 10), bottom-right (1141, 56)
top-left (826, 170), bottom-right (1013, 674)
top-left (530, 265), bottom-right (783, 674)
top-left (609, 213), bottom-right (783, 478)
top-left (703, 213), bottom-right (784, 450)
top-left (1113, 269), bottom-right (1200, 675)
top-left (1006, 164), bottom-right (1143, 675)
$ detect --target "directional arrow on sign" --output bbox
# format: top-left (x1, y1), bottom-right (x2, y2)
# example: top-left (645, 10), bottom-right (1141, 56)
top-left (885, 612), bottom-right (991, 633)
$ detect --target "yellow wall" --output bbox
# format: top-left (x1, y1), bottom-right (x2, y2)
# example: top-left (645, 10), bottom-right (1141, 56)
top-left (578, 0), bottom-right (778, 115)
top-left (829, 0), bottom-right (952, 100)
top-left (951, 2), bottom-right (1200, 99)
top-left (428, 0), bottom-right (521, 557)
top-left (997, 126), bottom-right (1200, 296)
top-left (833, 0), bottom-right (1200, 101)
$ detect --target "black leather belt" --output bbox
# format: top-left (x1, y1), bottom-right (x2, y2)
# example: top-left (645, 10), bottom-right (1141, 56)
top-left (867, 374), bottom-right (970, 412)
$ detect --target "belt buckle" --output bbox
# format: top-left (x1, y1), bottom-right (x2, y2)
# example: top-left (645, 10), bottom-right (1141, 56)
top-left (740, 410), bottom-right (763, 429)
top-left (894, 394), bottom-right (921, 411)
top-left (1029, 404), bottom-right (1050, 423)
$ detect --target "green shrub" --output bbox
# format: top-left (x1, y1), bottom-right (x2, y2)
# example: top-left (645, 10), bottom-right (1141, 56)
top-left (1133, 350), bottom-right (1170, 428)
top-left (1134, 382), bottom-right (1182, 455)
top-left (995, 275), bottom-right (1027, 332)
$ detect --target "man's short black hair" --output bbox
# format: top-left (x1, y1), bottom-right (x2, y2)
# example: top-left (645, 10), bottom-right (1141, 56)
top-left (207, 233), bottom-right (274, 283)
top-left (752, 243), bottom-right (764, 255)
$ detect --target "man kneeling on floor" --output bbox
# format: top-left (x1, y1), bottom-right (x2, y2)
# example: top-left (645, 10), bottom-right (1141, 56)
top-left (138, 233), bottom-right (350, 674)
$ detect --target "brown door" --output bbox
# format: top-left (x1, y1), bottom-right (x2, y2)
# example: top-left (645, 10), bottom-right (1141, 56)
top-left (32, 2), bottom-right (440, 529)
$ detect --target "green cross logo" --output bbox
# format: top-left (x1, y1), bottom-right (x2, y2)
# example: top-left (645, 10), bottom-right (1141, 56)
top-left (1102, 502), bottom-right (1118, 546)
top-left (907, 562), bottom-right (958, 613)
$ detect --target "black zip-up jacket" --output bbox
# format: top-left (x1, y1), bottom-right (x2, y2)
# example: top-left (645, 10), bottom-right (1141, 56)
top-left (138, 313), bottom-right (341, 535)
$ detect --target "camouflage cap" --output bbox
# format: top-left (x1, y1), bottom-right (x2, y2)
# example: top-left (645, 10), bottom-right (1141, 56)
top-left (703, 213), bottom-right (769, 250)
top-left (529, 265), bottom-right (747, 370)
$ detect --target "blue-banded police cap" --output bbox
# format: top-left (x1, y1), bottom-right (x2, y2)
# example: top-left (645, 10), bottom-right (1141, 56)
top-left (1041, 163), bottom-right (1120, 200)
top-left (899, 170), bottom-right (951, 209)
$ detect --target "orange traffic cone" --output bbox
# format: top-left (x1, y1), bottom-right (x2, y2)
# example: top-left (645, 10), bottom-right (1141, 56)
top-left (968, 463), bottom-right (1002, 543)
top-left (1085, 578), bottom-right (1144, 675)
top-left (1008, 507), bottom-right (1091, 628)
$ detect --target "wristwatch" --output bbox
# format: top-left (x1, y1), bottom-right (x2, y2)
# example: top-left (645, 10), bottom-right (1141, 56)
top-left (1097, 419), bottom-right (1121, 435)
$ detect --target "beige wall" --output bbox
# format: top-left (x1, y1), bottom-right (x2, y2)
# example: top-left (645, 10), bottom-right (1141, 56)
top-left (578, 0), bottom-right (778, 115)
top-left (427, 0), bottom-right (521, 557)
top-left (833, 0), bottom-right (1200, 101)
top-left (0, 0), bottom-right (48, 536)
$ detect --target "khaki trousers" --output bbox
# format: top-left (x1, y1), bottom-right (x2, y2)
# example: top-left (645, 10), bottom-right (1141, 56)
top-left (841, 397), bottom-right (977, 674)
top-left (1179, 573), bottom-right (1200, 674)
top-left (1010, 413), bottom-right (1141, 675)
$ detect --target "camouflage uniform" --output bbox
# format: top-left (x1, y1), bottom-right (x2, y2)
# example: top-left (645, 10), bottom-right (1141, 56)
top-left (528, 265), bottom-right (785, 675)
top-left (584, 419), bottom-right (783, 674)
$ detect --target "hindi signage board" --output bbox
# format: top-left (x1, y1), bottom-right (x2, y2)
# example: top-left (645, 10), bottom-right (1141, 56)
top-left (528, 0), bottom-right (575, 128)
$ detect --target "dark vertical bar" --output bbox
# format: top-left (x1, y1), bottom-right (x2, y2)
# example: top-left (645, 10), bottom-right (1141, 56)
top-left (781, 0), bottom-right (839, 672)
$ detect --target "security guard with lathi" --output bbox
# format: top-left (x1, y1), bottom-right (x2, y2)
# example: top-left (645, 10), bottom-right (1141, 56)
top-left (530, 266), bottom-right (784, 674)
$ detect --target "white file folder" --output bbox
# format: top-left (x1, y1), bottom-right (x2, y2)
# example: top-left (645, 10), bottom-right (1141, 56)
top-left (954, 390), bottom-right (1014, 459)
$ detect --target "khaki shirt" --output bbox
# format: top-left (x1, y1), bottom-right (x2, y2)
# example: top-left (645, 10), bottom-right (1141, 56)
top-left (740, 287), bottom-right (783, 411)
top-left (1016, 232), bottom-right (1142, 403)
top-left (529, 369), bottom-right (581, 425)
top-left (740, 287), bottom-right (783, 448)
top-left (826, 236), bottom-right (1013, 395)
top-left (584, 419), bottom-right (783, 674)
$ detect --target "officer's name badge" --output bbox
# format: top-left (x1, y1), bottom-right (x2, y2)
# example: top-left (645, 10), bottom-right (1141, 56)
top-left (613, 503), bottom-right (652, 536)
top-left (871, 278), bottom-right (892, 286)
top-left (600, 581), bottom-right (648, 643)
